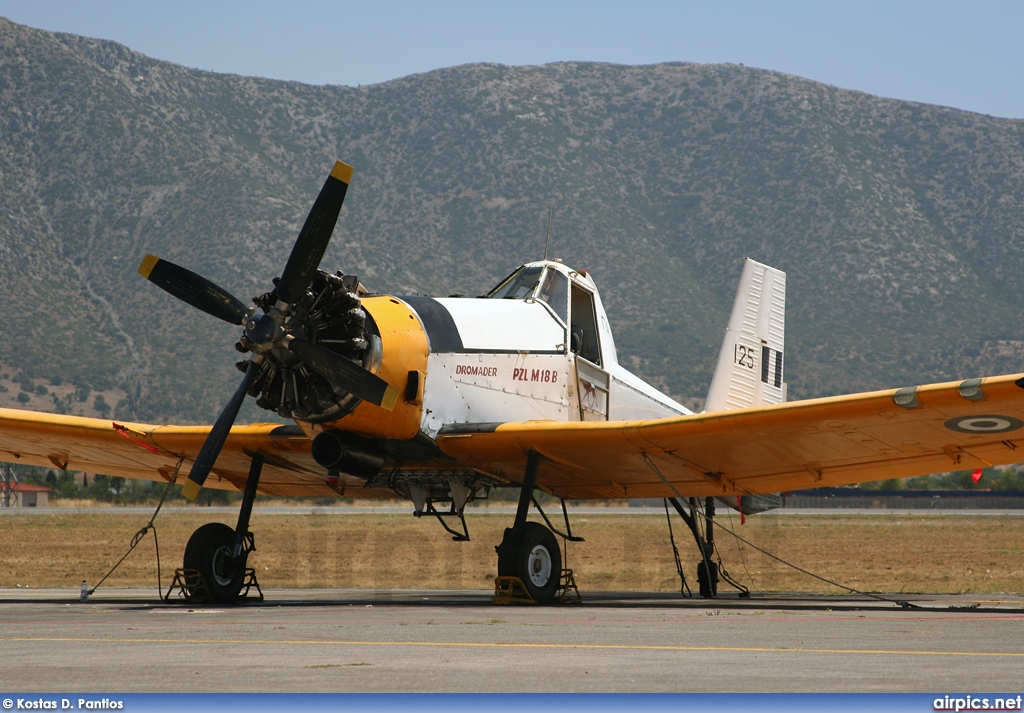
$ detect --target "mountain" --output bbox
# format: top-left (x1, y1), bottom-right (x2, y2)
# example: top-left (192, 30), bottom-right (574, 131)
top-left (2, 17), bottom-right (1024, 425)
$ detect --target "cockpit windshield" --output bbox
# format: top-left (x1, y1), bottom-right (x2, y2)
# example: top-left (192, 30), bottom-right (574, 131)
top-left (487, 266), bottom-right (545, 300)
top-left (486, 265), bottom-right (568, 324)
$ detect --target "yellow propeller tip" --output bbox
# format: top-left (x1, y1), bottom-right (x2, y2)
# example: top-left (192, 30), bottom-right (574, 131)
top-left (381, 385), bottom-right (400, 411)
top-left (138, 254), bottom-right (159, 279)
top-left (181, 479), bottom-right (201, 501)
top-left (330, 161), bottom-right (354, 185)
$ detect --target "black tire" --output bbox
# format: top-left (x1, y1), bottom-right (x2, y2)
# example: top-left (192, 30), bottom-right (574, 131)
top-left (183, 522), bottom-right (246, 603)
top-left (498, 522), bottom-right (561, 603)
top-left (697, 559), bottom-right (718, 598)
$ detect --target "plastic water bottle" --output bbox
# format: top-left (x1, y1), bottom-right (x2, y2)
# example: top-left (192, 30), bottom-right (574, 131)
top-left (80, 580), bottom-right (89, 602)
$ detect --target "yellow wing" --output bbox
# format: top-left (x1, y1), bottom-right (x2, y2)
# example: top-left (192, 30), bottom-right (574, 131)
top-left (6, 373), bottom-right (1024, 501)
top-left (436, 374), bottom-right (1024, 499)
top-left (0, 409), bottom-right (393, 498)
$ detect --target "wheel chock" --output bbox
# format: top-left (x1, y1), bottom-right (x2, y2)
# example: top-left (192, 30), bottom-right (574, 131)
top-left (162, 568), bottom-right (263, 603)
top-left (492, 570), bottom-right (583, 605)
top-left (493, 576), bottom-right (535, 604)
top-left (557, 568), bottom-right (582, 604)
top-left (163, 568), bottom-right (212, 603)
top-left (238, 568), bottom-right (264, 602)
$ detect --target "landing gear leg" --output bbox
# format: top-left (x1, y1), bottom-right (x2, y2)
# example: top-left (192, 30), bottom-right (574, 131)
top-left (697, 497), bottom-right (718, 598)
top-left (495, 451), bottom-right (562, 603)
top-left (666, 496), bottom-right (718, 598)
top-left (182, 454), bottom-right (264, 603)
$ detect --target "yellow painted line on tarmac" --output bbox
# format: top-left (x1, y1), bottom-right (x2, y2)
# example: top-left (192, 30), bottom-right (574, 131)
top-left (3, 637), bottom-right (1024, 658)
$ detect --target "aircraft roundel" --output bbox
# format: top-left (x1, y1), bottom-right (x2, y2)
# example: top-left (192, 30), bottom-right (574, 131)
top-left (944, 415), bottom-right (1024, 434)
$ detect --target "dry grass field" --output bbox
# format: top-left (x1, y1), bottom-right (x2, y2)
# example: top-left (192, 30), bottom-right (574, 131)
top-left (2, 508), bottom-right (1022, 595)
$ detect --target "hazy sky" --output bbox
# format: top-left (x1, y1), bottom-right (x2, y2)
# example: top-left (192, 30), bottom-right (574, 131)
top-left (2, 1), bottom-right (1023, 118)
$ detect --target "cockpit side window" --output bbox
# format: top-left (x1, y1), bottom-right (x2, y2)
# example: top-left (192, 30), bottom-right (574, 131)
top-left (536, 269), bottom-right (568, 324)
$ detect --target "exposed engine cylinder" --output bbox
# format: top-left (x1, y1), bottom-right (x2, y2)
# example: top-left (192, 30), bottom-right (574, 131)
top-left (236, 270), bottom-right (380, 422)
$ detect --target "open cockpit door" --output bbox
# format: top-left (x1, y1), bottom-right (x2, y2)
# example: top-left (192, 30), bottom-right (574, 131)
top-left (569, 280), bottom-right (602, 367)
top-left (569, 277), bottom-right (609, 421)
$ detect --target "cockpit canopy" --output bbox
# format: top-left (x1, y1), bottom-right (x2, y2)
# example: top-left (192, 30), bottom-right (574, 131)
top-left (486, 263), bottom-right (568, 324)
top-left (486, 261), bottom-right (606, 366)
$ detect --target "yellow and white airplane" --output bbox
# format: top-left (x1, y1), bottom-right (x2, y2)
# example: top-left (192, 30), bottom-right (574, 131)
top-left (2, 160), bottom-right (1023, 603)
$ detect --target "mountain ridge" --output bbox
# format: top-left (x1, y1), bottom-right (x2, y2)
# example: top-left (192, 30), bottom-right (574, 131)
top-left (2, 17), bottom-right (1024, 424)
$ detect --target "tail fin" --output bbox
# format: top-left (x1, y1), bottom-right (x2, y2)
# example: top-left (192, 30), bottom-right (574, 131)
top-left (705, 258), bottom-right (786, 412)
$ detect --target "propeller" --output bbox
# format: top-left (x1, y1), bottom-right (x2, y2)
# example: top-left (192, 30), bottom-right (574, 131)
top-left (139, 161), bottom-right (397, 501)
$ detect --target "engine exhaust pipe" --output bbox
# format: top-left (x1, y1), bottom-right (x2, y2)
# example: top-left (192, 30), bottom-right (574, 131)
top-left (311, 431), bottom-right (384, 480)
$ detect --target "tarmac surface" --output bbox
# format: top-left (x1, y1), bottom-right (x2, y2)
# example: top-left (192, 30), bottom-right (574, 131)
top-left (1, 587), bottom-right (1022, 693)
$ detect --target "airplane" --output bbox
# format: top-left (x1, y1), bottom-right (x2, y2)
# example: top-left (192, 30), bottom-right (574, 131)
top-left (3, 159), bottom-right (1024, 604)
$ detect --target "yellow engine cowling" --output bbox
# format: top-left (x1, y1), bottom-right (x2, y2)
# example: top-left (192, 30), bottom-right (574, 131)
top-left (310, 295), bottom-right (428, 442)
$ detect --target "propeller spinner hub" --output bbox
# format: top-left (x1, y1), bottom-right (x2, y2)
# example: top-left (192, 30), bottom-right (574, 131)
top-left (244, 312), bottom-right (279, 346)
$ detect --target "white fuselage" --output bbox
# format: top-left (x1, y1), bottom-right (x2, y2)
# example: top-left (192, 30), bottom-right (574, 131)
top-left (405, 261), bottom-right (691, 438)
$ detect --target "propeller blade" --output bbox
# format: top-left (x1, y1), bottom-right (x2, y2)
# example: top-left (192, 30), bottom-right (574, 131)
top-left (277, 161), bottom-right (354, 305)
top-left (181, 360), bottom-right (258, 500)
top-left (139, 254), bottom-right (249, 325)
top-left (286, 336), bottom-right (398, 410)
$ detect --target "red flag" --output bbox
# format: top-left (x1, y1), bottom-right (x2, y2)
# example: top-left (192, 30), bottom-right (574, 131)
top-left (971, 468), bottom-right (983, 484)
top-left (736, 496), bottom-right (746, 525)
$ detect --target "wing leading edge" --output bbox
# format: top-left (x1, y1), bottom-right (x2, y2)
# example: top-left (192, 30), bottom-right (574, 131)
top-left (435, 373), bottom-right (1024, 500)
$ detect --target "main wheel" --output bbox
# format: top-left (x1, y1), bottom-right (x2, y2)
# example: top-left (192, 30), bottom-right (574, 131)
top-left (183, 522), bottom-right (246, 603)
top-left (497, 522), bottom-right (561, 603)
top-left (697, 559), bottom-right (718, 598)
